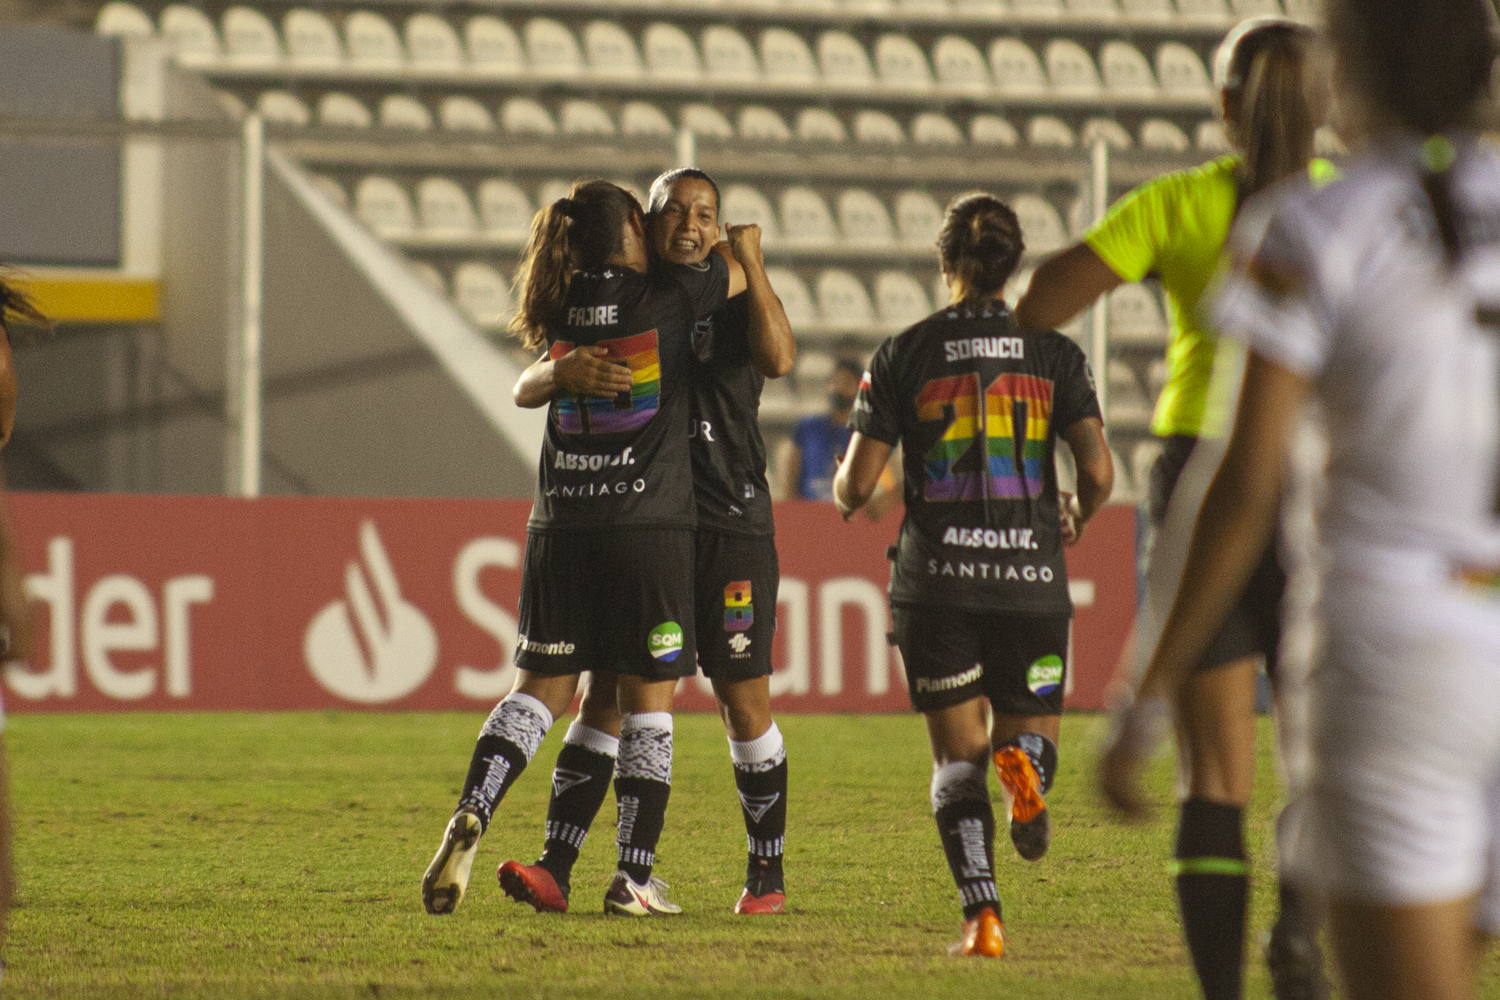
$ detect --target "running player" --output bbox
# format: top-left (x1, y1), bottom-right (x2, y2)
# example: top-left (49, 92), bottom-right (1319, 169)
top-left (496, 167), bottom-right (799, 915)
top-left (421, 179), bottom-right (747, 917)
top-left (1018, 19), bottom-right (1329, 999)
top-left (1109, 2), bottom-right (1500, 996)
top-left (834, 193), bottom-right (1112, 957)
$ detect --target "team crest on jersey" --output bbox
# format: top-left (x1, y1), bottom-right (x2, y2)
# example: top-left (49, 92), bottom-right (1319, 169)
top-left (724, 581), bottom-right (753, 632)
top-left (1027, 655), bottom-right (1064, 696)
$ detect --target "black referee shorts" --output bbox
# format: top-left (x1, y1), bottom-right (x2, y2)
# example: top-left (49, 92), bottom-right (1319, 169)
top-left (516, 528), bottom-right (696, 681)
top-left (891, 605), bottom-right (1070, 716)
top-left (1150, 434), bottom-right (1284, 679)
top-left (693, 529), bottom-right (778, 681)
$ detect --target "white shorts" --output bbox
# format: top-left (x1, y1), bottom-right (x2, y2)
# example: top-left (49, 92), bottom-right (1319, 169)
top-left (1286, 566), bottom-right (1500, 927)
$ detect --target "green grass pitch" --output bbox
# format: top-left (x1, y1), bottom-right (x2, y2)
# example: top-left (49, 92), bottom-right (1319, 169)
top-left (7, 711), bottom-right (1499, 999)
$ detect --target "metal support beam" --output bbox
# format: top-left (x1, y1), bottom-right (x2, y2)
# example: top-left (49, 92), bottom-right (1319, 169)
top-left (228, 113), bottom-right (264, 497)
top-left (1089, 137), bottom-right (1110, 429)
top-left (675, 127), bottom-right (696, 169)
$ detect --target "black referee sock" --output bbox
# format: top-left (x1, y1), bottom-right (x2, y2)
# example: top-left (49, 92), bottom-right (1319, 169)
top-left (457, 693), bottom-right (554, 832)
top-left (614, 712), bottom-right (674, 885)
top-left (536, 721), bottom-right (619, 895)
top-left (931, 761), bottom-right (1000, 921)
top-left (729, 721), bottom-right (788, 896)
top-left (1174, 798), bottom-right (1249, 1000)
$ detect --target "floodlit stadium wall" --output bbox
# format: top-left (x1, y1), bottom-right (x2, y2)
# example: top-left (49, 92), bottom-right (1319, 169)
top-left (0, 494), bottom-right (1134, 714)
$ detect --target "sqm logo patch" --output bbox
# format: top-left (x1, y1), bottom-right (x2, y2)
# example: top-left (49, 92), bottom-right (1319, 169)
top-left (728, 633), bottom-right (752, 656)
top-left (724, 580), bottom-right (753, 632)
top-left (649, 621), bottom-right (684, 662)
top-left (1027, 655), bottom-right (1064, 697)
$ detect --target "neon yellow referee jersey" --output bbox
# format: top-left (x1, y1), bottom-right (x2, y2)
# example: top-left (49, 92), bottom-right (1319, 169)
top-left (1084, 154), bottom-right (1336, 438)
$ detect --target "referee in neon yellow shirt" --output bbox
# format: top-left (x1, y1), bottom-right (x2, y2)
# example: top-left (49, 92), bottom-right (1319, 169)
top-left (1017, 18), bottom-right (1332, 1000)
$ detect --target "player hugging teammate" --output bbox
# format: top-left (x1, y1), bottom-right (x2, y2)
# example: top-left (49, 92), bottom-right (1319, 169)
top-left (422, 178), bottom-right (751, 917)
top-left (835, 193), bottom-right (1113, 955)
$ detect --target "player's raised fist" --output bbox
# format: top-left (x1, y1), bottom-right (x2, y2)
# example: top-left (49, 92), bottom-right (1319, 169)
top-left (725, 224), bottom-right (764, 267)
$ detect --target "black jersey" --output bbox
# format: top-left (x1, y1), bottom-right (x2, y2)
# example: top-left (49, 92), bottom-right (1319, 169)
top-left (688, 293), bottom-right (775, 536)
top-left (529, 254), bottom-right (730, 532)
top-left (849, 302), bottom-right (1101, 614)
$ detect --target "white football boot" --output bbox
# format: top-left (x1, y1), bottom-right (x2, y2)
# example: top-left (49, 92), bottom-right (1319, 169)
top-left (422, 810), bottom-right (482, 915)
top-left (603, 871), bottom-right (683, 916)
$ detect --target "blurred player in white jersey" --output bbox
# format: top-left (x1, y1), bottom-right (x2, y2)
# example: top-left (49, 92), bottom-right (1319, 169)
top-left (1105, 1), bottom-right (1500, 996)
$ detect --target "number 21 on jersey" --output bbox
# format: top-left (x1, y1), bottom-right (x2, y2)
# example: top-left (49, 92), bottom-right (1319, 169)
top-left (916, 372), bottom-right (1053, 501)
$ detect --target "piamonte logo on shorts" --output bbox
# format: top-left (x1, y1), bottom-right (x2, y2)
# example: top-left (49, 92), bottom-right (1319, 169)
top-left (1027, 655), bottom-right (1064, 697)
top-left (649, 621), bottom-right (684, 662)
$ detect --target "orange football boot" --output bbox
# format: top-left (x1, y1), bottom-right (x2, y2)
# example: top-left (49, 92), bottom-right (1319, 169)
top-left (994, 745), bottom-right (1050, 861)
top-left (952, 906), bottom-right (1005, 958)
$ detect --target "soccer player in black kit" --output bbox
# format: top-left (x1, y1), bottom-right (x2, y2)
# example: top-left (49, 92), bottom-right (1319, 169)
top-left (834, 193), bottom-right (1113, 956)
top-left (496, 167), bottom-right (799, 915)
top-left (421, 179), bottom-right (748, 918)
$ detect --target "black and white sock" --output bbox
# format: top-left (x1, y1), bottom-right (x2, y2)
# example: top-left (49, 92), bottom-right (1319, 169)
top-left (931, 761), bottom-right (999, 921)
top-left (1174, 798), bottom-right (1249, 1000)
top-left (729, 721), bottom-right (788, 895)
top-left (614, 711), bottom-right (673, 885)
top-left (536, 721), bottom-right (619, 894)
top-left (457, 692), bottom-right (554, 832)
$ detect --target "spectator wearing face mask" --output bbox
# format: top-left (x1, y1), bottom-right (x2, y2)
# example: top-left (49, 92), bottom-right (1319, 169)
top-left (775, 359), bottom-right (862, 502)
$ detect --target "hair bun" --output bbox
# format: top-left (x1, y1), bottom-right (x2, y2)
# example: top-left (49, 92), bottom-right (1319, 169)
top-left (554, 197), bottom-right (578, 219)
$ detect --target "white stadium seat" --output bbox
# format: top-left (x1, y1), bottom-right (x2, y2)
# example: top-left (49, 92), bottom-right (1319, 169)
top-left (970, 114), bottom-right (1020, 147)
top-left (643, 23), bottom-right (701, 81)
top-left (853, 110), bottom-right (905, 145)
top-left (874, 34), bottom-right (933, 92)
top-left (1065, 0), bottom-right (1120, 16)
top-left (417, 177), bottom-right (478, 236)
top-left (525, 19), bottom-right (583, 78)
top-left (1109, 284), bottom-right (1166, 343)
top-left (1082, 118), bottom-right (1133, 150)
top-left (439, 96), bottom-right (494, 132)
top-left (1107, 360), bottom-right (1152, 424)
top-left (1027, 115), bottom-right (1076, 148)
top-left (952, 0), bottom-right (1005, 10)
top-left (222, 7), bottom-right (280, 65)
top-left (453, 262), bottom-right (512, 328)
top-left (875, 271), bottom-right (932, 327)
top-left (1140, 118), bottom-right (1190, 152)
top-left (1147, 357), bottom-right (1168, 396)
top-left (838, 189), bottom-right (895, 245)
top-left (1010, 0), bottom-right (1064, 14)
top-left (796, 349), bottom-right (836, 386)
top-left (405, 13), bottom-right (464, 71)
top-left (1156, 43), bottom-right (1213, 98)
top-left (933, 36), bottom-right (990, 94)
top-left (379, 95), bottom-right (433, 131)
top-left (97, 2), bottom-right (154, 39)
top-left (898, 0), bottom-right (950, 9)
top-left (311, 174), bottom-right (348, 208)
top-left (990, 39), bottom-right (1048, 97)
top-left (583, 21), bottom-right (642, 80)
top-left (1174, 0), bottom-right (1231, 21)
top-left (465, 17), bottom-right (524, 75)
top-left (780, 187), bottom-right (838, 244)
top-left (1132, 439), bottom-right (1164, 502)
top-left (816, 270), bottom-right (875, 327)
top-left (765, 268), bottom-right (816, 325)
top-left (257, 90), bottom-right (310, 126)
top-left (1045, 40), bottom-right (1101, 96)
top-left (1011, 194), bottom-right (1068, 254)
top-left (911, 112), bottom-right (964, 146)
top-left (318, 92), bottom-right (372, 129)
top-left (500, 98), bottom-right (557, 135)
top-left (1100, 41), bottom-right (1157, 97)
top-left (1196, 120), bottom-right (1232, 151)
top-left (477, 179), bottom-right (535, 237)
top-left (560, 99), bottom-right (615, 136)
top-left (818, 31), bottom-right (874, 88)
top-left (702, 26), bottom-right (759, 83)
top-left (796, 108), bottom-right (848, 144)
top-left (759, 29), bottom-right (818, 87)
top-left (620, 101), bottom-right (675, 137)
top-left (738, 106), bottom-right (793, 142)
top-left (894, 190), bottom-right (943, 245)
top-left (1120, 0), bottom-right (1174, 18)
top-left (1230, 0), bottom-right (1281, 14)
top-left (159, 5), bottom-right (220, 65)
top-left (537, 180), bottom-right (574, 208)
top-left (343, 11), bottom-right (403, 68)
top-left (283, 9), bottom-right (341, 68)
top-left (1283, 0), bottom-right (1317, 20)
top-left (680, 104), bottom-right (735, 139)
top-left (409, 261), bottom-right (447, 297)
top-left (720, 185), bottom-right (780, 241)
top-left (355, 176), bottom-right (416, 238)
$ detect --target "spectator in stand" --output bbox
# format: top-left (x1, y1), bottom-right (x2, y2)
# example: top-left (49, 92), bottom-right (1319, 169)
top-left (775, 358), bottom-right (861, 502)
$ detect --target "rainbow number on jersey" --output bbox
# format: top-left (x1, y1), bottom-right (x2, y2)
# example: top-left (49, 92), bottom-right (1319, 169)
top-left (916, 372), bottom-right (1053, 501)
top-left (551, 330), bottom-right (661, 434)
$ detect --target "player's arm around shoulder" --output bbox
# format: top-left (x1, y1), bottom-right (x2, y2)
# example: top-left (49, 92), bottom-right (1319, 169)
top-left (726, 223), bottom-right (796, 379)
top-left (512, 347), bottom-right (634, 408)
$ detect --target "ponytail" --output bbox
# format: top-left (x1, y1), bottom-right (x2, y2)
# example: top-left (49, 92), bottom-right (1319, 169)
top-left (508, 179), bottom-right (644, 351)
top-left (938, 192), bottom-right (1025, 307)
top-left (1216, 18), bottom-right (1320, 197)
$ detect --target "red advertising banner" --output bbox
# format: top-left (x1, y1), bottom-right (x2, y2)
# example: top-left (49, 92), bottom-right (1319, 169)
top-left (0, 494), bottom-right (1134, 715)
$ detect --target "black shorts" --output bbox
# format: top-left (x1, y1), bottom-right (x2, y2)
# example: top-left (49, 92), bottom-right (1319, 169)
top-left (694, 530), bottom-right (778, 681)
top-left (516, 528), bottom-right (696, 681)
top-left (1150, 435), bottom-right (1284, 678)
top-left (891, 606), bottom-right (1070, 715)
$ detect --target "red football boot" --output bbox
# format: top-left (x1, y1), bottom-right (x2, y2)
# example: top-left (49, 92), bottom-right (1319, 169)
top-left (497, 860), bottom-right (569, 913)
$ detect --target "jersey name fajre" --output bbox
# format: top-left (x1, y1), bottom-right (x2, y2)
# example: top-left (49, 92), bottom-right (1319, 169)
top-left (530, 255), bottom-right (730, 532)
top-left (850, 302), bottom-right (1101, 614)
